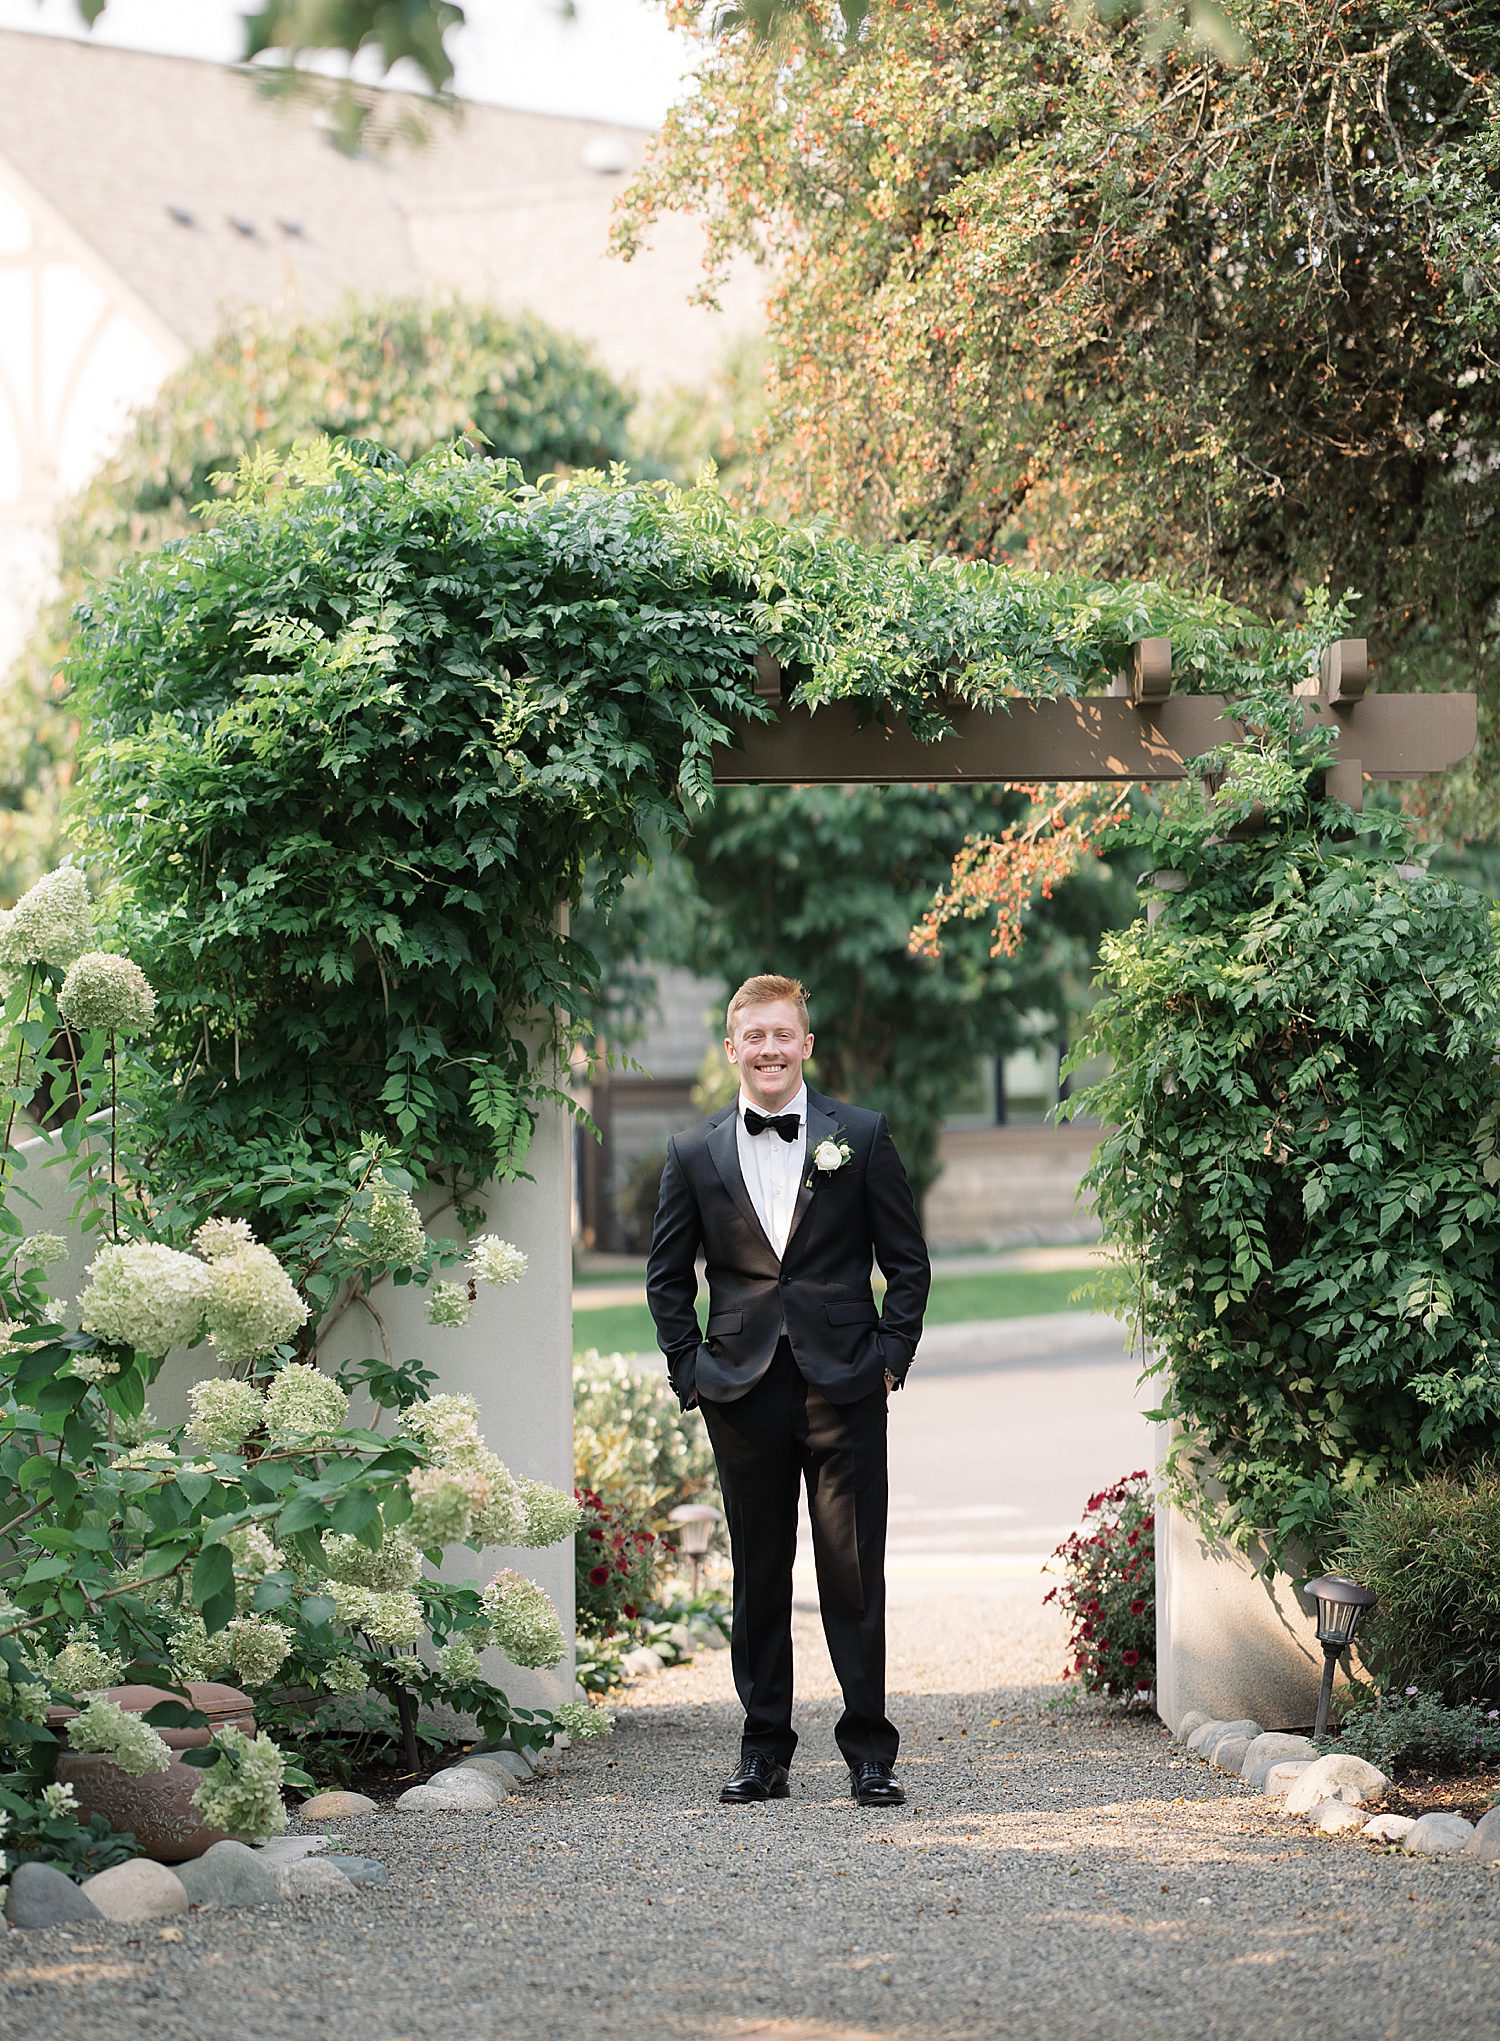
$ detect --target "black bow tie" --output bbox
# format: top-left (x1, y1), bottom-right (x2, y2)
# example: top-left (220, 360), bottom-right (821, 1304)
top-left (744, 1108), bottom-right (800, 1142)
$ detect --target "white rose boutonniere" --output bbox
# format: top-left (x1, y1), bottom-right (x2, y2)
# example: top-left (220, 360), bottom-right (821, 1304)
top-left (812, 1135), bottom-right (854, 1176)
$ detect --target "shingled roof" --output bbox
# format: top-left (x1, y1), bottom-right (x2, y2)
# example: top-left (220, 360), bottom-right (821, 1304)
top-left (0, 28), bottom-right (757, 386)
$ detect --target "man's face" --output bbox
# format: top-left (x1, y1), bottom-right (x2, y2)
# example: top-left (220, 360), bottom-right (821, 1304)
top-left (726, 998), bottom-right (814, 1113)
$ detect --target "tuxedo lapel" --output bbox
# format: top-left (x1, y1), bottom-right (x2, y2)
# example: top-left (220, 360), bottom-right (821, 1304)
top-left (783, 1095), bottom-right (838, 1258)
top-left (706, 1107), bottom-right (778, 1260)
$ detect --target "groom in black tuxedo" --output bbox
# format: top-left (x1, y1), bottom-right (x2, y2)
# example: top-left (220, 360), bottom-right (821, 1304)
top-left (646, 974), bottom-right (931, 1807)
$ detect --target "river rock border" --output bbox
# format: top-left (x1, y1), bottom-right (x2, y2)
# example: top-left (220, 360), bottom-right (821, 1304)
top-left (3, 1741), bottom-right (568, 1932)
top-left (1173, 1711), bottom-right (1500, 1870)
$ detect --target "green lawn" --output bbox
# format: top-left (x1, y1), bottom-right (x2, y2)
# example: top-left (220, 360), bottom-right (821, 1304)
top-left (572, 1263), bottom-right (1097, 1356)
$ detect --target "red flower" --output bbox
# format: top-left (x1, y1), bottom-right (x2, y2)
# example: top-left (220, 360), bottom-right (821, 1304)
top-left (622, 1604), bottom-right (638, 1620)
top-left (611, 1533), bottom-right (626, 1549)
top-left (1126, 1530), bottom-right (1139, 1547)
top-left (588, 1528), bottom-right (604, 1542)
top-left (1080, 1622), bottom-right (1095, 1640)
top-left (589, 1565), bottom-right (609, 1586)
top-left (1122, 1649), bottom-right (1139, 1667)
top-left (1130, 1600), bottom-right (1145, 1615)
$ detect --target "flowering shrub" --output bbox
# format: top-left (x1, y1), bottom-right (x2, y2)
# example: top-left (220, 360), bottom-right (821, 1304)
top-left (573, 1350), bottom-right (719, 1531)
top-left (575, 1489), bottom-right (662, 1642)
top-left (0, 865), bottom-right (584, 1878)
top-left (1044, 1472), bottom-right (1156, 1698)
top-left (1325, 1687), bottom-right (1500, 1778)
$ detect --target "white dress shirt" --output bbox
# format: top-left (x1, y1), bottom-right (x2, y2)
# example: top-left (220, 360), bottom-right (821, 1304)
top-left (735, 1083), bottom-right (807, 1260)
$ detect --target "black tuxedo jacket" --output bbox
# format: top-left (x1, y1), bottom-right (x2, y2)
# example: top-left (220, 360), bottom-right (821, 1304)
top-left (645, 1088), bottom-right (932, 1409)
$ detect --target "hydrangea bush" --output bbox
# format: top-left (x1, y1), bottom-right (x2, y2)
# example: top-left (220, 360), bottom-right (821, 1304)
top-left (0, 868), bottom-right (591, 1880)
top-left (573, 1348), bottom-right (720, 1530)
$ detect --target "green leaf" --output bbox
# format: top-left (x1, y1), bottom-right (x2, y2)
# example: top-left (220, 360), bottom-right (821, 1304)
top-left (192, 1542), bottom-right (237, 1635)
top-left (143, 1700), bottom-right (208, 1730)
top-left (276, 1493), bottom-right (329, 1536)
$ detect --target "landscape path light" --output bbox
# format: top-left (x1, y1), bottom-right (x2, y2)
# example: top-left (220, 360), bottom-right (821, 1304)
top-left (668, 1503), bottom-right (721, 1600)
top-left (1305, 1575), bottom-right (1377, 1739)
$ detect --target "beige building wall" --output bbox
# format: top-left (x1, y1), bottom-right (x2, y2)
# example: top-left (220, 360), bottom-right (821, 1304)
top-left (0, 158), bottom-right (181, 669)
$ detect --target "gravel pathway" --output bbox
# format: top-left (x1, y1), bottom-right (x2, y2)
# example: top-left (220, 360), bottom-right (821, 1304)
top-left (4, 1585), bottom-right (1500, 2040)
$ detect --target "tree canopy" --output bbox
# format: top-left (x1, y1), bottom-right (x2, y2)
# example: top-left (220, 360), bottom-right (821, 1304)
top-left (623, 0), bottom-right (1500, 821)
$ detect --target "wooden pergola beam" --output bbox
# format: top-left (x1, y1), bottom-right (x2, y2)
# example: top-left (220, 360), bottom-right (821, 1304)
top-left (710, 692), bottom-right (1477, 788)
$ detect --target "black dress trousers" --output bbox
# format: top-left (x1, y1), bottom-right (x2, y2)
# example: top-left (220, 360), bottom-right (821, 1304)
top-left (700, 1337), bottom-right (897, 1772)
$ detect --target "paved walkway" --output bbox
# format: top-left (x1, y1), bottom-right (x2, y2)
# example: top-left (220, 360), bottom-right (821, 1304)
top-left (7, 1592), bottom-right (1499, 2041)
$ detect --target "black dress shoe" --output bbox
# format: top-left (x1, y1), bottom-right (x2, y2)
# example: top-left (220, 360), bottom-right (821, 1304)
top-left (720, 1752), bottom-right (791, 1803)
top-left (850, 1760), bottom-right (905, 1807)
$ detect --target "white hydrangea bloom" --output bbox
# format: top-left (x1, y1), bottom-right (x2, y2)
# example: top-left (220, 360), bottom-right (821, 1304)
top-left (193, 1216), bottom-right (256, 1259)
top-left (466, 1452), bottom-right (527, 1545)
top-left (466, 1235), bottom-right (527, 1288)
top-left (321, 1654), bottom-right (369, 1695)
top-left (64, 1696), bottom-right (172, 1777)
top-left (327, 1583), bottom-right (424, 1646)
top-left (402, 1394), bottom-right (523, 1541)
top-left (1, 1675), bottom-right (48, 1724)
top-left (190, 1726), bottom-right (288, 1844)
top-left (0, 866), bottom-right (95, 971)
top-left (481, 1569), bottom-right (567, 1669)
top-left (51, 1628), bottom-right (125, 1695)
top-left (110, 1441), bottom-right (178, 1473)
top-left (16, 1232), bottom-right (67, 1270)
top-left (168, 1612), bottom-right (226, 1684)
top-left (79, 1241), bottom-right (212, 1357)
top-left (262, 1363), bottom-right (348, 1445)
top-left (321, 1530), bottom-right (422, 1592)
top-left (204, 1238), bottom-right (308, 1366)
top-left (514, 1478), bottom-right (582, 1550)
top-left (403, 1392), bottom-right (484, 1462)
top-left (187, 1375), bottom-right (266, 1453)
top-left (224, 1615), bottom-right (293, 1687)
top-left (426, 1281), bottom-right (473, 1328)
top-left (553, 1700), bottom-right (614, 1743)
top-left (57, 951), bottom-right (156, 1035)
top-left (41, 1780), bottom-right (79, 1817)
top-left (69, 1350), bottom-right (121, 1385)
top-left (226, 1525), bottom-right (281, 1578)
top-left (406, 1465), bottom-right (492, 1547)
top-left (435, 1636), bottom-right (484, 1684)
top-left (362, 1183), bottom-right (427, 1268)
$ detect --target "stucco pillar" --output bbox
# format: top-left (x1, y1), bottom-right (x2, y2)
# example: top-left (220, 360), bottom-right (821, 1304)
top-left (1154, 1424), bottom-right (1330, 1733)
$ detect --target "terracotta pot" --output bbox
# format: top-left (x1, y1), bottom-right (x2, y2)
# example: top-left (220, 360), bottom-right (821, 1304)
top-left (48, 1681), bottom-right (257, 1864)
